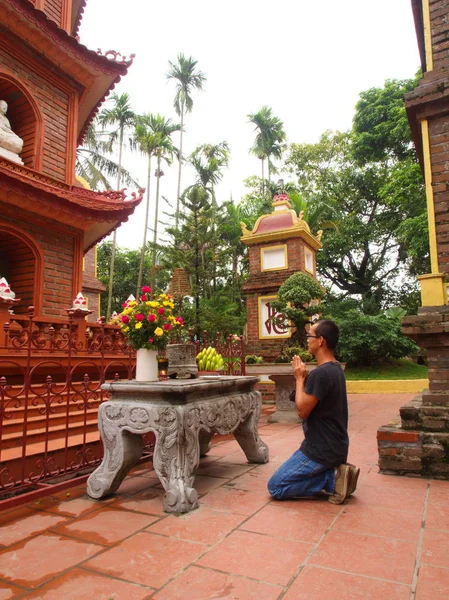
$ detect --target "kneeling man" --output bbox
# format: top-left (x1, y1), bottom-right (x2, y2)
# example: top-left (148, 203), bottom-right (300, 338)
top-left (268, 319), bottom-right (358, 504)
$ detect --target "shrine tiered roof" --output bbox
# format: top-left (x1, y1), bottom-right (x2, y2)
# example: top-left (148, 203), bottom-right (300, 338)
top-left (0, 159), bottom-right (144, 250)
top-left (2, 0), bottom-right (134, 143)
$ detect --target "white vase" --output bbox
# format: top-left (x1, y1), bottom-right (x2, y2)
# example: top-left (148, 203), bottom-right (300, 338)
top-left (135, 348), bottom-right (159, 381)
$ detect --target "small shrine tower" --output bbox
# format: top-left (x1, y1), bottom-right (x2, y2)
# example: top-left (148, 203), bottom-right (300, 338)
top-left (241, 184), bottom-right (322, 361)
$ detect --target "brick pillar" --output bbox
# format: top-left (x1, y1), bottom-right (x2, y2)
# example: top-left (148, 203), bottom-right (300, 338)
top-left (377, 307), bottom-right (449, 478)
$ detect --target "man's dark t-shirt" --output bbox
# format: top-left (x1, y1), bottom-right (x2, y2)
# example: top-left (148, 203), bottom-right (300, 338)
top-left (299, 361), bottom-right (349, 467)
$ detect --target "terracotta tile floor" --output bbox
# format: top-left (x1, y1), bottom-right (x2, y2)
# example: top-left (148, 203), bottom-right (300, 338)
top-left (2, 393), bottom-right (449, 599)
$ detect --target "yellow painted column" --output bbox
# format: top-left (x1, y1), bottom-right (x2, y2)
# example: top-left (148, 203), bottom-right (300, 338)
top-left (418, 119), bottom-right (447, 305)
top-left (423, 0), bottom-right (433, 72)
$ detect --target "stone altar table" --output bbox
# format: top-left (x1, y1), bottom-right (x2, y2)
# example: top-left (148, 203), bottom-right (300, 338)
top-left (87, 376), bottom-right (269, 513)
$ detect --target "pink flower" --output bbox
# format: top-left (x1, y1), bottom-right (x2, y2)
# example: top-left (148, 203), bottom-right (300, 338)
top-left (163, 323), bottom-right (172, 331)
top-left (135, 313), bottom-right (145, 321)
top-left (176, 317), bottom-right (184, 325)
top-left (158, 307), bottom-right (165, 315)
top-left (121, 315), bottom-right (129, 324)
top-left (140, 295), bottom-right (146, 302)
top-left (148, 337), bottom-right (154, 343)
top-left (147, 314), bottom-right (156, 322)
top-left (122, 302), bottom-right (128, 308)
top-left (141, 286), bottom-right (152, 294)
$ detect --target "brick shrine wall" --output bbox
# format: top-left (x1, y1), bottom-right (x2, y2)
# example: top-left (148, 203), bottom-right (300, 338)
top-left (0, 202), bottom-right (78, 317)
top-left (0, 32), bottom-right (72, 181)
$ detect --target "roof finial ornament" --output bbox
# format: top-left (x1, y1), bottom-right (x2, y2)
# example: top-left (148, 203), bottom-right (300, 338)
top-left (275, 179), bottom-right (285, 196)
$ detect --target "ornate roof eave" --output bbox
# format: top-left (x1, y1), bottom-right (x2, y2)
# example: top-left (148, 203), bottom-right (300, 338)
top-left (2, 0), bottom-right (134, 142)
top-left (0, 159), bottom-right (144, 250)
top-left (72, 0), bottom-right (88, 37)
top-left (241, 225), bottom-right (323, 251)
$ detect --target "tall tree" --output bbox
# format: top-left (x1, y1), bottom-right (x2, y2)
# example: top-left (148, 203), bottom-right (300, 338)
top-left (285, 78), bottom-right (427, 311)
top-left (189, 141), bottom-right (230, 292)
top-left (248, 106), bottom-right (286, 197)
top-left (98, 92), bottom-right (136, 318)
top-left (76, 121), bottom-right (138, 191)
top-left (189, 141), bottom-right (230, 199)
top-left (166, 54), bottom-right (206, 228)
top-left (132, 113), bottom-right (180, 293)
top-left (164, 185), bottom-right (214, 335)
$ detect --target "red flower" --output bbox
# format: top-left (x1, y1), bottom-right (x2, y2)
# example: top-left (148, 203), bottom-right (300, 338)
top-left (135, 313), bottom-right (145, 321)
top-left (147, 314), bottom-right (156, 322)
top-left (121, 315), bottom-right (129, 324)
top-left (158, 307), bottom-right (165, 315)
top-left (176, 317), bottom-right (184, 325)
top-left (141, 285), bottom-right (152, 293)
top-left (122, 302), bottom-right (128, 308)
top-left (163, 323), bottom-right (172, 331)
top-left (140, 295), bottom-right (146, 302)
top-left (148, 337), bottom-right (154, 343)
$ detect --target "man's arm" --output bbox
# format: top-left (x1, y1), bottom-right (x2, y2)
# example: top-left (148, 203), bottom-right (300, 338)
top-left (291, 355), bottom-right (319, 419)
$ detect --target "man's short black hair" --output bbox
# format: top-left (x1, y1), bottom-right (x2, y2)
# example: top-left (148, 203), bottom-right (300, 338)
top-left (315, 319), bottom-right (339, 350)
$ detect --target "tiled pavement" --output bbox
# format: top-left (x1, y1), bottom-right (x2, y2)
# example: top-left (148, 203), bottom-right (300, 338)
top-left (1, 393), bottom-right (449, 599)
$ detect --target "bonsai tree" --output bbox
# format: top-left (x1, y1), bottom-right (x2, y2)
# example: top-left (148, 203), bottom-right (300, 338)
top-left (271, 272), bottom-right (325, 346)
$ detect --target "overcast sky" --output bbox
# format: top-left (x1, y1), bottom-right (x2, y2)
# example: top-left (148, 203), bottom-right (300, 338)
top-left (79, 0), bottom-right (421, 250)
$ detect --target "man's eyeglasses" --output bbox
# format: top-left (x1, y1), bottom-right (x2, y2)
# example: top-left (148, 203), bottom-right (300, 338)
top-left (306, 334), bottom-right (321, 338)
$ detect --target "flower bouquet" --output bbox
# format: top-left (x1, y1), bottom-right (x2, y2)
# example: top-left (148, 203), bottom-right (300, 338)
top-left (119, 286), bottom-right (184, 380)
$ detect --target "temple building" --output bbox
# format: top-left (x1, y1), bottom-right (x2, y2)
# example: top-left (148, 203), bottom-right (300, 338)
top-left (241, 186), bottom-right (322, 361)
top-left (0, 0), bottom-right (143, 319)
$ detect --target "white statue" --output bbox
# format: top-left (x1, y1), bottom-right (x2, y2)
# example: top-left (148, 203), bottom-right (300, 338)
top-left (0, 100), bottom-right (24, 165)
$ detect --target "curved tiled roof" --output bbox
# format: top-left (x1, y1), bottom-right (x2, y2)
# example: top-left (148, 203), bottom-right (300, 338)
top-left (254, 212), bottom-right (295, 234)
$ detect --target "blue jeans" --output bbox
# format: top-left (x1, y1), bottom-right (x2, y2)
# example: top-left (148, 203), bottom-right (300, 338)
top-left (267, 449), bottom-right (336, 500)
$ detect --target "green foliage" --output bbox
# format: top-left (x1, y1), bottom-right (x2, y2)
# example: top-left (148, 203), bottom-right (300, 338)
top-left (245, 354), bottom-right (264, 364)
top-left (97, 243), bottom-right (170, 316)
top-left (334, 309), bottom-right (418, 366)
top-left (274, 346), bottom-right (314, 363)
top-left (271, 272), bottom-right (325, 345)
top-left (285, 76), bottom-right (428, 310)
top-left (352, 76), bottom-right (420, 163)
top-left (345, 358), bottom-right (428, 380)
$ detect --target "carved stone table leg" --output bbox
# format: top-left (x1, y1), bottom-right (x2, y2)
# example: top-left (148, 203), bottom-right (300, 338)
top-left (198, 429), bottom-right (214, 456)
top-left (87, 404), bottom-right (144, 499)
top-left (233, 397), bottom-right (269, 464)
top-left (151, 406), bottom-right (201, 513)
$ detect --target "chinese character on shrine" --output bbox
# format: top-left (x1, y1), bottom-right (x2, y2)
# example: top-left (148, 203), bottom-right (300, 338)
top-left (259, 296), bottom-right (290, 339)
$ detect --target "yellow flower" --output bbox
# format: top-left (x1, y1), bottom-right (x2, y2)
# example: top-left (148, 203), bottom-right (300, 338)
top-left (147, 301), bottom-right (159, 308)
top-left (135, 322), bottom-right (143, 329)
top-left (128, 301), bottom-right (137, 307)
top-left (168, 315), bottom-right (177, 324)
top-left (154, 327), bottom-right (164, 337)
top-left (122, 307), bottom-right (133, 315)
top-left (122, 326), bottom-right (130, 333)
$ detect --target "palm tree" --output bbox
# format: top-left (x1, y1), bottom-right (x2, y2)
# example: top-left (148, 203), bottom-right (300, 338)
top-left (76, 121), bottom-right (138, 191)
top-left (97, 92), bottom-right (136, 318)
top-left (132, 113), bottom-right (180, 291)
top-left (166, 54), bottom-right (206, 228)
top-left (248, 106), bottom-right (286, 197)
top-left (188, 141), bottom-right (230, 292)
top-left (189, 141), bottom-right (230, 200)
